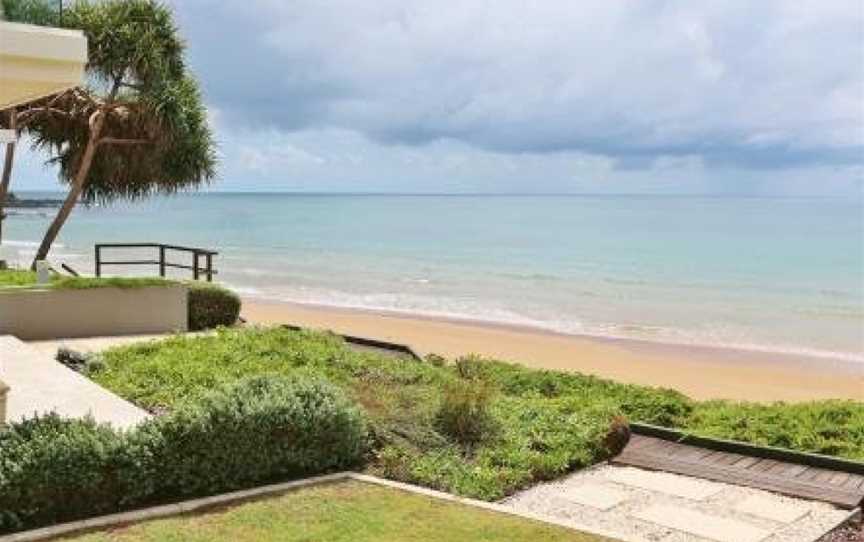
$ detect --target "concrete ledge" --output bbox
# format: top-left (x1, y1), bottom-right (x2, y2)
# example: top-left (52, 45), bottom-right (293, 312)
top-left (0, 472), bottom-right (628, 542)
top-left (0, 285), bottom-right (187, 340)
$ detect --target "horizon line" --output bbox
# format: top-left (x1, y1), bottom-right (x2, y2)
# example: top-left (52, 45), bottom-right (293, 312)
top-left (12, 189), bottom-right (857, 199)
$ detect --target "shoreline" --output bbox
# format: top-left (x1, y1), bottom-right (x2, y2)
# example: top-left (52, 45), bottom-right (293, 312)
top-left (241, 298), bottom-right (864, 403)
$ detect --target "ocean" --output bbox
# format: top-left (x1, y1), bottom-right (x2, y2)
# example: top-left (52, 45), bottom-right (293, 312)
top-left (3, 192), bottom-right (863, 363)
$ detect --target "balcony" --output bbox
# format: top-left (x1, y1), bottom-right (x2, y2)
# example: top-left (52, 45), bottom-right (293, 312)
top-left (0, 19), bottom-right (87, 109)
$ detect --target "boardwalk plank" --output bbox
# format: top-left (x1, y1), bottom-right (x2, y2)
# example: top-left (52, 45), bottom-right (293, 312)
top-left (748, 459), bottom-right (781, 472)
top-left (733, 456), bottom-right (762, 469)
top-left (676, 444), bottom-right (717, 461)
top-left (777, 464), bottom-right (810, 477)
top-left (712, 452), bottom-right (747, 466)
top-left (810, 470), bottom-right (838, 484)
top-left (625, 435), bottom-right (660, 452)
top-left (843, 475), bottom-right (864, 490)
top-left (828, 472), bottom-right (851, 486)
top-left (613, 435), bottom-right (864, 509)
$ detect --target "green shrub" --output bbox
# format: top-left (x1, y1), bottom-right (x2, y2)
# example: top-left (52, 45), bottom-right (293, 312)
top-left (436, 379), bottom-right (497, 446)
top-left (0, 375), bottom-right (367, 535)
top-left (130, 375), bottom-right (367, 500)
top-left (488, 398), bottom-right (621, 481)
top-left (402, 400), bottom-right (622, 500)
top-left (425, 353), bottom-right (447, 367)
top-left (617, 387), bottom-right (693, 427)
top-left (187, 282), bottom-right (241, 330)
top-left (373, 444), bottom-right (421, 482)
top-left (454, 355), bottom-right (489, 381)
top-left (0, 415), bottom-right (128, 532)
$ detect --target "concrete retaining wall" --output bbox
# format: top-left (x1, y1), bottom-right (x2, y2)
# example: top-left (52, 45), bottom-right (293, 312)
top-left (0, 285), bottom-right (188, 340)
top-left (0, 379), bottom-right (7, 425)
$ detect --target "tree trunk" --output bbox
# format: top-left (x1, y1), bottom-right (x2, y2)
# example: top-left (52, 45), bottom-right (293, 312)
top-left (30, 175), bottom-right (86, 269)
top-left (30, 111), bottom-right (105, 269)
top-left (0, 111), bottom-right (17, 246)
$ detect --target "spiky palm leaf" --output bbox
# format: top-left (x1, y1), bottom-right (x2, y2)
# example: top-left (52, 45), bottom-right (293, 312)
top-left (26, 78), bottom-right (216, 204)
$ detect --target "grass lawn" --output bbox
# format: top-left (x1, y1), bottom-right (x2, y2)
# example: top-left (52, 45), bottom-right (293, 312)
top-left (63, 481), bottom-right (610, 542)
top-left (0, 269), bottom-right (40, 287)
top-left (87, 327), bottom-right (864, 501)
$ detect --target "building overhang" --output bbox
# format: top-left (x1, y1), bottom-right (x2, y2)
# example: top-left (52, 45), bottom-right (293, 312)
top-left (0, 21), bottom-right (87, 110)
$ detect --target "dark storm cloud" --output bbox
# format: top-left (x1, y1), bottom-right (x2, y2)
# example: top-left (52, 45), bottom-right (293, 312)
top-left (169, 0), bottom-right (864, 170)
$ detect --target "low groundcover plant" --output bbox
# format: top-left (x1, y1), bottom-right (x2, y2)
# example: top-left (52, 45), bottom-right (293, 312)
top-left (86, 327), bottom-right (864, 502)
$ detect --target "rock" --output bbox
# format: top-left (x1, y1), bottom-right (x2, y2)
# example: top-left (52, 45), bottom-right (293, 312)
top-left (5, 197), bottom-right (63, 208)
top-left (603, 415), bottom-right (631, 456)
top-left (56, 348), bottom-right (90, 373)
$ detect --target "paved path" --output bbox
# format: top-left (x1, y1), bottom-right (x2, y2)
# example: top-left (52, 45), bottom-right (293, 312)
top-left (0, 335), bottom-right (150, 430)
top-left (501, 464), bottom-right (850, 542)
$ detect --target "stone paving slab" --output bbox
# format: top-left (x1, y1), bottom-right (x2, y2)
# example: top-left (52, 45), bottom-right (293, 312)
top-left (500, 464), bottom-right (850, 542)
top-left (633, 504), bottom-right (771, 542)
top-left (735, 495), bottom-right (809, 524)
top-left (0, 335), bottom-right (149, 429)
top-left (606, 466), bottom-right (723, 500)
top-left (561, 483), bottom-right (629, 511)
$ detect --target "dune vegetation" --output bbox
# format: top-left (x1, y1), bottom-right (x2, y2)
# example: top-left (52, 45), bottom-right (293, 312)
top-left (87, 326), bottom-right (864, 501)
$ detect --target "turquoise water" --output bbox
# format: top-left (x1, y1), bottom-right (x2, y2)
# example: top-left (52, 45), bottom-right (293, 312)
top-left (3, 193), bottom-right (863, 362)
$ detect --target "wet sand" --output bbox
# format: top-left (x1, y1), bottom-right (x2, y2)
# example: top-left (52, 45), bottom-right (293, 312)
top-left (242, 300), bottom-right (864, 403)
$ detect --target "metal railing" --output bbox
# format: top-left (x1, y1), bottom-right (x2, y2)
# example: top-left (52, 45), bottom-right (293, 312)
top-left (94, 243), bottom-right (218, 282)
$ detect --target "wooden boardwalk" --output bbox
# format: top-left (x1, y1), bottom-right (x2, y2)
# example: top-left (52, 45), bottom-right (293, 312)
top-left (613, 434), bottom-right (864, 509)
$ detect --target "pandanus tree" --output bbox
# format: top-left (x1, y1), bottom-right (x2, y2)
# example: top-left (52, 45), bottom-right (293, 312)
top-left (22, 0), bottom-right (216, 268)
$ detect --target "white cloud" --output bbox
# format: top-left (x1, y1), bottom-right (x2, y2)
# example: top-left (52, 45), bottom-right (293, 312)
top-left (238, 140), bottom-right (326, 174)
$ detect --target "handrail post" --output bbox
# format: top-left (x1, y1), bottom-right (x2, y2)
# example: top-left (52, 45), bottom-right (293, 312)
top-left (94, 245), bottom-right (101, 277)
top-left (192, 251), bottom-right (200, 280)
top-left (205, 253), bottom-right (213, 282)
top-left (158, 245), bottom-right (166, 277)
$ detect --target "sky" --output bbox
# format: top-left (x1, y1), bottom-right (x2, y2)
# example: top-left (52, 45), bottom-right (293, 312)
top-left (14, 0), bottom-right (864, 196)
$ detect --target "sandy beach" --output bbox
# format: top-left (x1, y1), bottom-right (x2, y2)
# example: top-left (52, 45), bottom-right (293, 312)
top-left (242, 299), bottom-right (863, 403)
